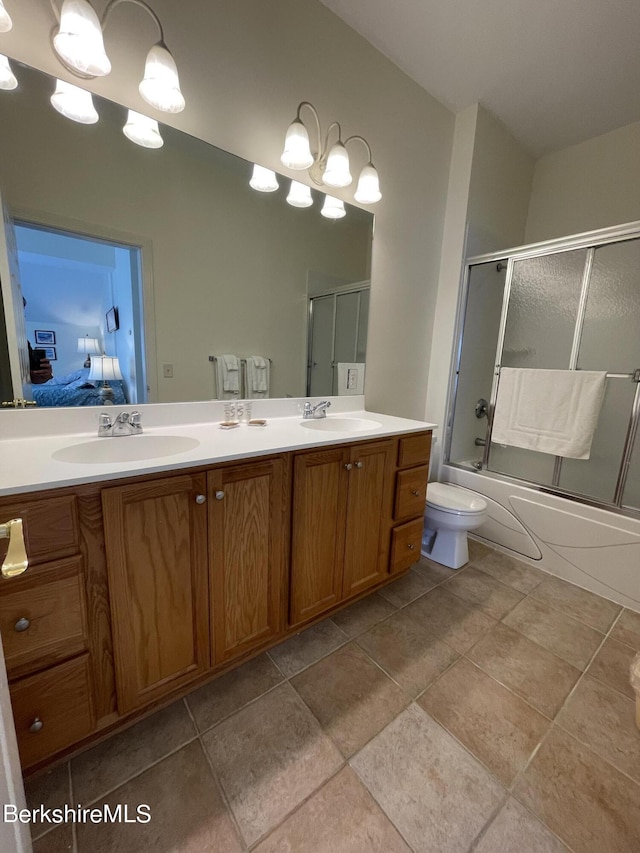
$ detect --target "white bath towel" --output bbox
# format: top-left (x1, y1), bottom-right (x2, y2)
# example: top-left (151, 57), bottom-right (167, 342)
top-left (246, 356), bottom-right (270, 398)
top-left (492, 368), bottom-right (606, 459)
top-left (214, 354), bottom-right (240, 398)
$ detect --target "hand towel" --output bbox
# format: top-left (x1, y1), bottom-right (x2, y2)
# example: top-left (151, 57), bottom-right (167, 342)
top-left (214, 354), bottom-right (240, 398)
top-left (246, 356), bottom-right (270, 398)
top-left (491, 368), bottom-right (606, 459)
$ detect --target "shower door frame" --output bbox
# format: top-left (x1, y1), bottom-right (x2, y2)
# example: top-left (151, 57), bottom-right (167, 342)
top-left (444, 219), bottom-right (640, 520)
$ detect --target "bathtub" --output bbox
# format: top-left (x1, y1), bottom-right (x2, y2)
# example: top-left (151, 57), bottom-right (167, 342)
top-left (442, 463), bottom-right (640, 613)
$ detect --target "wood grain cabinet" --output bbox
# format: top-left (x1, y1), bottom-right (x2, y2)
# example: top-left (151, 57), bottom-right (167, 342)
top-left (290, 439), bottom-right (395, 626)
top-left (102, 474), bottom-right (210, 713)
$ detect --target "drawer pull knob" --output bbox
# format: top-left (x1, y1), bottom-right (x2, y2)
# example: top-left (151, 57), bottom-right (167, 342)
top-left (411, 489), bottom-right (420, 497)
top-left (355, 461), bottom-right (363, 469)
top-left (195, 494), bottom-right (206, 505)
top-left (215, 490), bottom-right (225, 501)
top-left (14, 617), bottom-right (30, 632)
top-left (29, 718), bottom-right (43, 734)
top-left (407, 543), bottom-right (415, 550)
top-left (344, 463), bottom-right (353, 471)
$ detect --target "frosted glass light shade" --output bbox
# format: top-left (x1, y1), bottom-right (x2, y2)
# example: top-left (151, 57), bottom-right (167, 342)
top-left (89, 354), bottom-right (122, 382)
top-left (250, 164), bottom-right (279, 192)
top-left (50, 79), bottom-right (99, 124)
top-left (281, 119), bottom-right (314, 170)
top-left (53, 0), bottom-right (111, 77)
top-left (354, 163), bottom-right (382, 204)
top-left (0, 1), bottom-right (13, 33)
top-left (139, 43), bottom-right (185, 114)
top-left (0, 54), bottom-right (17, 90)
top-left (77, 336), bottom-right (100, 355)
top-left (321, 195), bottom-right (346, 220)
top-left (123, 110), bottom-right (164, 148)
top-left (323, 142), bottom-right (352, 188)
top-left (286, 180), bottom-right (313, 208)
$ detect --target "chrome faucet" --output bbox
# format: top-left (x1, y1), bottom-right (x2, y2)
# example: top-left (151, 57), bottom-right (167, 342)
top-left (98, 411), bottom-right (143, 436)
top-left (303, 400), bottom-right (332, 419)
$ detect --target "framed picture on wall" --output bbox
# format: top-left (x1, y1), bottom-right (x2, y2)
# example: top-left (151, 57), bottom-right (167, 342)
top-left (42, 346), bottom-right (57, 361)
top-left (106, 306), bottom-right (119, 333)
top-left (34, 330), bottom-right (56, 345)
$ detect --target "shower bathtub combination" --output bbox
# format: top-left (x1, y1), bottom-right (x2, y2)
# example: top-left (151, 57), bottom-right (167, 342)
top-left (443, 220), bottom-right (640, 611)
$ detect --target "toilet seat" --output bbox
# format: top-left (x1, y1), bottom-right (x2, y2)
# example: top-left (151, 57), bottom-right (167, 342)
top-left (426, 483), bottom-right (487, 516)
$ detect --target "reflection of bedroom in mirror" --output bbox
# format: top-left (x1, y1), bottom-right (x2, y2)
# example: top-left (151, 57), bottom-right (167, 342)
top-left (16, 222), bottom-right (145, 407)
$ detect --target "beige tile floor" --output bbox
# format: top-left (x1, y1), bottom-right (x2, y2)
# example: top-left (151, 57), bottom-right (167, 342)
top-left (27, 540), bottom-right (640, 853)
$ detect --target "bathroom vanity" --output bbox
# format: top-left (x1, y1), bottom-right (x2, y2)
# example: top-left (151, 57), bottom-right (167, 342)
top-left (0, 401), bottom-right (433, 773)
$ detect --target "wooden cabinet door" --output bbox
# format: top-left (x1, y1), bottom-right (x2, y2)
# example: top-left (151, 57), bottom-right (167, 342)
top-left (290, 447), bottom-right (350, 626)
top-left (208, 458), bottom-right (286, 664)
top-left (102, 474), bottom-right (210, 712)
top-left (342, 440), bottom-right (395, 598)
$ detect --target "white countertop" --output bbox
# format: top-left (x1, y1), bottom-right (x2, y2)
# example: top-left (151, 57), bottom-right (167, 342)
top-left (0, 396), bottom-right (436, 496)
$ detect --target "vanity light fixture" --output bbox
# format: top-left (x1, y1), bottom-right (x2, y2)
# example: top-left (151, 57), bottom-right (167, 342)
top-left (50, 78), bottom-right (99, 123)
top-left (88, 353), bottom-right (122, 402)
top-left (249, 164), bottom-right (279, 193)
top-left (123, 109), bottom-right (163, 148)
top-left (286, 180), bottom-right (313, 208)
top-left (50, 0), bottom-right (185, 113)
top-left (77, 335), bottom-right (100, 368)
top-left (280, 101), bottom-right (382, 205)
top-left (0, 0), bottom-right (12, 32)
top-left (320, 195), bottom-right (346, 220)
top-left (0, 54), bottom-right (17, 90)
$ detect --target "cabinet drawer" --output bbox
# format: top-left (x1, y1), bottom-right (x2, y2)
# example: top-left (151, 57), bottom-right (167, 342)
top-left (11, 655), bottom-right (94, 769)
top-left (394, 465), bottom-right (428, 521)
top-left (397, 433), bottom-right (432, 469)
top-left (0, 557), bottom-right (87, 678)
top-left (0, 495), bottom-right (79, 566)
top-left (390, 518), bottom-right (423, 574)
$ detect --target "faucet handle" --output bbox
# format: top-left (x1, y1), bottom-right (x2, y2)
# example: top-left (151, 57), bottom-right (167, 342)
top-left (98, 412), bottom-right (112, 436)
top-left (130, 411), bottom-right (143, 433)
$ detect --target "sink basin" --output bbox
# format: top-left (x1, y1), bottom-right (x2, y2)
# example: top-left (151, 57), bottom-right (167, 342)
top-left (300, 417), bottom-right (382, 433)
top-left (52, 434), bottom-right (201, 464)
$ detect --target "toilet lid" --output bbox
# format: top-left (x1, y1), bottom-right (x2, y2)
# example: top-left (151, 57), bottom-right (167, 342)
top-left (426, 483), bottom-right (487, 514)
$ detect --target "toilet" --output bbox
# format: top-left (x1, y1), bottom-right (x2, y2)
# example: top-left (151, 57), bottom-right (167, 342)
top-left (421, 482), bottom-right (488, 569)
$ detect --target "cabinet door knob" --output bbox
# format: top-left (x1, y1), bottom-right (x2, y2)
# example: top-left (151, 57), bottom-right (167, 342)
top-left (411, 489), bottom-right (420, 497)
top-left (195, 494), bottom-right (206, 505)
top-left (29, 718), bottom-right (43, 734)
top-left (355, 461), bottom-right (363, 469)
top-left (407, 543), bottom-right (415, 550)
top-left (344, 463), bottom-right (353, 471)
top-left (215, 490), bottom-right (225, 500)
top-left (14, 617), bottom-right (30, 632)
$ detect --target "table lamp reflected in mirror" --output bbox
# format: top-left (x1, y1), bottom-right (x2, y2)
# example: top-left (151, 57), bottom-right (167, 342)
top-left (77, 335), bottom-right (100, 368)
top-left (88, 354), bottom-right (122, 403)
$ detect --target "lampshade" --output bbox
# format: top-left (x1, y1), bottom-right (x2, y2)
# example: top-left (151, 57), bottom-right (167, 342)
top-left (88, 354), bottom-right (122, 382)
top-left (77, 336), bottom-right (100, 355)
top-left (281, 119), bottom-right (314, 170)
top-left (123, 110), bottom-right (164, 148)
top-left (250, 164), bottom-right (279, 193)
top-left (0, 0), bottom-right (13, 33)
top-left (50, 79), bottom-right (99, 124)
top-left (323, 142), bottom-right (352, 188)
top-left (354, 163), bottom-right (382, 204)
top-left (286, 180), bottom-right (313, 208)
top-left (0, 54), bottom-right (17, 91)
top-left (321, 195), bottom-right (346, 220)
top-left (139, 43), bottom-right (185, 114)
top-left (53, 0), bottom-right (111, 78)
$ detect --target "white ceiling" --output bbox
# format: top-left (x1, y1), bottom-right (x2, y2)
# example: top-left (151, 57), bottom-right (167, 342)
top-left (320, 0), bottom-right (640, 157)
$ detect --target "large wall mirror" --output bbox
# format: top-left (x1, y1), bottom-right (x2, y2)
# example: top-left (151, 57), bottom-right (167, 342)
top-left (0, 63), bottom-right (373, 409)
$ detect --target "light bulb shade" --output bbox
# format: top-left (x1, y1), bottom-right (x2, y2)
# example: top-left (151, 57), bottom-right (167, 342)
top-left (323, 142), bottom-right (352, 188)
top-left (88, 354), bottom-right (122, 382)
top-left (53, 0), bottom-right (111, 77)
top-left (281, 119), bottom-right (314, 170)
top-left (0, 54), bottom-right (17, 90)
top-left (250, 164), bottom-right (279, 193)
top-left (77, 336), bottom-right (100, 354)
top-left (354, 163), bottom-right (382, 204)
top-left (50, 79), bottom-right (99, 124)
top-left (286, 180), bottom-right (313, 208)
top-left (139, 43), bottom-right (185, 114)
top-left (0, 1), bottom-right (13, 33)
top-left (321, 195), bottom-right (346, 220)
top-left (123, 110), bottom-right (164, 148)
